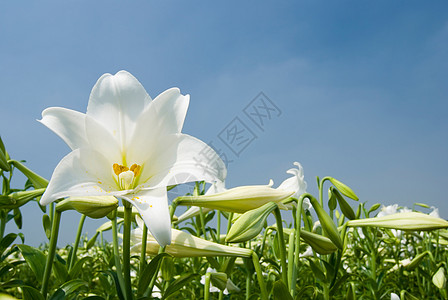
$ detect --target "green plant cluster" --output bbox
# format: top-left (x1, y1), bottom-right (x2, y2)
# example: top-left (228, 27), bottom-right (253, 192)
top-left (0, 136), bottom-right (447, 299)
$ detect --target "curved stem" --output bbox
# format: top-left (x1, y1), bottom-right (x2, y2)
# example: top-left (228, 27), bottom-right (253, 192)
top-left (68, 214), bottom-right (86, 272)
top-left (319, 176), bottom-right (331, 207)
top-left (123, 204), bottom-right (133, 299)
top-left (41, 210), bottom-right (61, 298)
top-left (274, 207), bottom-right (288, 288)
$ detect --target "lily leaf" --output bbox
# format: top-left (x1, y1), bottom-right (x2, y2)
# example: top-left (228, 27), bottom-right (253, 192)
top-left (16, 244), bottom-right (46, 283)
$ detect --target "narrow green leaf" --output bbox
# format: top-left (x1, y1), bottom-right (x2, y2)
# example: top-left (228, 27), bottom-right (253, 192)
top-left (0, 233), bottom-right (17, 257)
top-left (16, 244), bottom-right (46, 283)
top-left (137, 253), bottom-right (171, 295)
top-left (163, 273), bottom-right (198, 299)
top-left (13, 208), bottom-right (22, 229)
top-left (60, 278), bottom-right (89, 294)
top-left (42, 214), bottom-right (51, 240)
top-left (22, 285), bottom-right (45, 300)
top-left (367, 203), bottom-right (381, 217)
top-left (273, 280), bottom-right (293, 300)
top-left (69, 256), bottom-right (93, 279)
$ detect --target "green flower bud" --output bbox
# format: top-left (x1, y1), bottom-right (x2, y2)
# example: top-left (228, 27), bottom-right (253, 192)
top-left (433, 267), bottom-right (446, 289)
top-left (131, 228), bottom-right (252, 258)
top-left (309, 197), bottom-right (343, 249)
top-left (209, 272), bottom-right (228, 291)
top-left (175, 185), bottom-right (291, 213)
top-left (299, 230), bottom-right (338, 255)
top-left (0, 188), bottom-right (46, 209)
top-left (347, 212), bottom-right (448, 231)
top-left (332, 188), bottom-right (356, 220)
top-left (226, 202), bottom-right (278, 243)
top-left (407, 251), bottom-right (430, 271)
top-left (328, 177), bottom-right (358, 200)
top-left (56, 196), bottom-right (118, 219)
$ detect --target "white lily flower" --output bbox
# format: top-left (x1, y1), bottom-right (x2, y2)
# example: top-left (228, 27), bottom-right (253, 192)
top-left (39, 71), bottom-right (226, 246)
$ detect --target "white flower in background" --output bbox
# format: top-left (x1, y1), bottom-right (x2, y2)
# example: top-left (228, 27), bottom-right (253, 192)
top-left (299, 246), bottom-right (314, 257)
top-left (377, 204), bottom-right (399, 218)
top-left (391, 292), bottom-right (400, 300)
top-left (39, 71), bottom-right (226, 246)
top-left (277, 162), bottom-right (309, 208)
top-left (429, 206), bottom-right (440, 218)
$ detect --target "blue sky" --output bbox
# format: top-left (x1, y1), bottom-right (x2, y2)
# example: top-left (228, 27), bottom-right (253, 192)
top-left (1, 1), bottom-right (447, 246)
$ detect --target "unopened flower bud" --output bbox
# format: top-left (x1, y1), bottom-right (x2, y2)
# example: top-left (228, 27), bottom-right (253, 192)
top-left (347, 212), bottom-right (448, 231)
top-left (56, 196), bottom-right (118, 219)
top-left (226, 202), bottom-right (278, 243)
top-left (309, 197), bottom-right (343, 249)
top-left (300, 230), bottom-right (338, 255)
top-left (175, 184), bottom-right (291, 214)
top-left (433, 267), bottom-right (446, 289)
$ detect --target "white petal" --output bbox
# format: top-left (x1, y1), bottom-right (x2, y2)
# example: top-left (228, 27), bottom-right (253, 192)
top-left (86, 71), bottom-right (151, 151)
top-left (126, 88), bottom-right (190, 164)
top-left (277, 162), bottom-right (307, 198)
top-left (40, 148), bottom-right (119, 205)
top-left (39, 107), bottom-right (88, 150)
top-left (85, 115), bottom-right (123, 165)
top-left (137, 134), bottom-right (227, 189)
top-left (123, 188), bottom-right (171, 247)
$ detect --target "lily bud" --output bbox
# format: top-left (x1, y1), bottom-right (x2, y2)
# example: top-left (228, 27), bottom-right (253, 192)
top-left (56, 196), bottom-right (118, 219)
top-left (332, 188), bottom-right (356, 220)
top-left (2, 188), bottom-right (46, 209)
top-left (328, 177), bottom-right (358, 200)
top-left (347, 212), bottom-right (448, 231)
top-left (299, 230), bottom-right (338, 255)
top-left (175, 183), bottom-right (292, 214)
top-left (131, 227), bottom-right (252, 258)
top-left (433, 267), bottom-right (446, 289)
top-left (309, 197), bottom-right (343, 249)
top-left (226, 202), bottom-right (278, 243)
top-left (209, 272), bottom-right (228, 291)
top-left (407, 251), bottom-right (430, 271)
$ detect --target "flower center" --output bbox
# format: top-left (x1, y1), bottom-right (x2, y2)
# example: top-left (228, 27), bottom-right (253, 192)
top-left (113, 163), bottom-right (142, 190)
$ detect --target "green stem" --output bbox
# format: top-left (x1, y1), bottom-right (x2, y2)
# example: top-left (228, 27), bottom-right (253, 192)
top-left (246, 271), bottom-right (251, 300)
top-left (204, 273), bottom-right (211, 300)
top-left (292, 195), bottom-right (305, 297)
top-left (318, 176), bottom-right (331, 207)
top-left (68, 214), bottom-right (86, 272)
top-left (139, 224), bottom-right (148, 276)
top-left (217, 210), bottom-right (221, 243)
top-left (274, 207), bottom-right (288, 288)
top-left (41, 210), bottom-right (61, 298)
top-left (123, 204), bottom-right (133, 299)
top-left (252, 251), bottom-right (268, 300)
top-left (112, 210), bottom-right (126, 299)
top-left (199, 207), bottom-right (208, 240)
top-left (287, 228), bottom-right (295, 291)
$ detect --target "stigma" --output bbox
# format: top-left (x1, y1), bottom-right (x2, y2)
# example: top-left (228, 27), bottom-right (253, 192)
top-left (113, 163), bottom-right (142, 190)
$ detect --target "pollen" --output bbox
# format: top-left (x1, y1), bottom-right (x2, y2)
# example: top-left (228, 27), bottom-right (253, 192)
top-left (113, 163), bottom-right (142, 190)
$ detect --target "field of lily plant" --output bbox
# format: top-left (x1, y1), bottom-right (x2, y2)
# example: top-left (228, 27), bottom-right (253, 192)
top-left (1, 71), bottom-right (448, 300)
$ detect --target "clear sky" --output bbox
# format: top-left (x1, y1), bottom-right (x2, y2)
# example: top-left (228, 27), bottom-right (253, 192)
top-left (1, 1), bottom-right (447, 246)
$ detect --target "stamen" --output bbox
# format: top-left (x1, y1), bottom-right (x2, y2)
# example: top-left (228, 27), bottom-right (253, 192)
top-left (113, 163), bottom-right (142, 190)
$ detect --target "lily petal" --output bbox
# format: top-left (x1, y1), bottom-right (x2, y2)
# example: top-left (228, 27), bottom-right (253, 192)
top-left (87, 70), bottom-right (151, 151)
top-left (126, 88), bottom-right (190, 164)
top-left (40, 148), bottom-right (119, 205)
top-left (137, 134), bottom-right (226, 189)
top-left (123, 188), bottom-right (172, 247)
top-left (39, 107), bottom-right (88, 150)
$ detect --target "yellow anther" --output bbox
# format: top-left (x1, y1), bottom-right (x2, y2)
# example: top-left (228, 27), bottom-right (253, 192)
top-left (130, 164), bottom-right (142, 177)
top-left (113, 163), bottom-right (129, 175)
